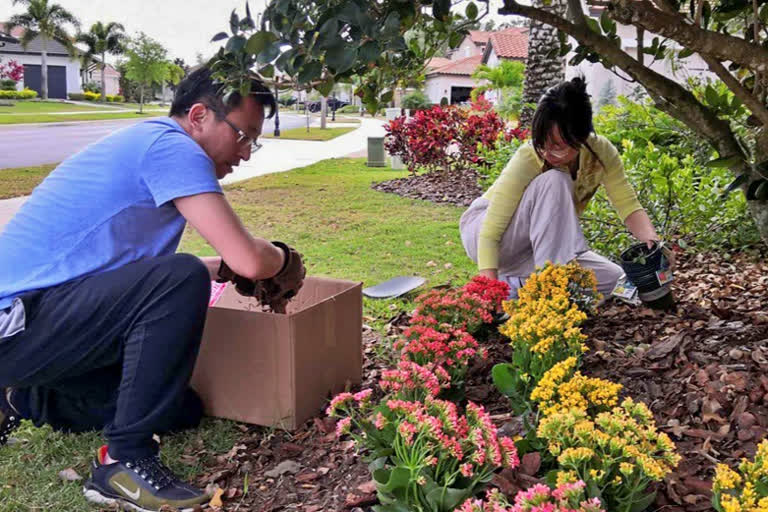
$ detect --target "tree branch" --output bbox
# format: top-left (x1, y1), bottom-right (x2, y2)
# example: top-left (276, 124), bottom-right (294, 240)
top-left (609, 0), bottom-right (768, 73)
top-left (499, 0), bottom-right (745, 159)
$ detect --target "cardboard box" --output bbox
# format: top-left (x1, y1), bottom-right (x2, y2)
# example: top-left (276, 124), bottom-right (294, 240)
top-left (191, 276), bottom-right (363, 429)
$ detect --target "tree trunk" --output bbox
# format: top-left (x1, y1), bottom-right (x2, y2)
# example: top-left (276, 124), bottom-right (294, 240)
top-left (41, 37), bottom-right (48, 101)
top-left (320, 96), bottom-right (328, 129)
top-left (139, 86), bottom-right (144, 114)
top-left (518, 0), bottom-right (567, 127)
top-left (101, 52), bottom-right (107, 103)
top-left (748, 132), bottom-right (768, 244)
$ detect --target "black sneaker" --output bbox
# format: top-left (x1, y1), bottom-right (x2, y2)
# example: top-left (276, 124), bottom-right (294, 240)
top-left (0, 388), bottom-right (21, 446)
top-left (83, 447), bottom-right (210, 512)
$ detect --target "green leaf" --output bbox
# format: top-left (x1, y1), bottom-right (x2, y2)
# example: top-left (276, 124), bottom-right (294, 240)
top-left (298, 61), bottom-right (323, 84)
top-left (226, 35), bottom-right (247, 53)
top-left (325, 45), bottom-right (358, 74)
top-left (317, 77), bottom-right (335, 97)
top-left (491, 363), bottom-right (517, 396)
top-left (211, 32), bottom-right (229, 42)
top-left (359, 40), bottom-right (380, 63)
top-left (600, 9), bottom-right (616, 34)
top-left (466, 2), bottom-right (479, 20)
top-left (257, 42), bottom-right (282, 64)
top-left (449, 31), bottom-right (463, 48)
top-left (230, 9), bottom-right (240, 35)
top-left (585, 17), bottom-right (601, 34)
top-left (373, 467), bottom-right (411, 494)
top-left (629, 491), bottom-right (657, 512)
top-left (704, 84), bottom-right (719, 107)
top-left (706, 155), bottom-right (742, 168)
top-left (425, 486), bottom-right (474, 511)
top-left (246, 31), bottom-right (278, 55)
top-left (678, 47), bottom-right (694, 58)
top-left (259, 64), bottom-right (274, 78)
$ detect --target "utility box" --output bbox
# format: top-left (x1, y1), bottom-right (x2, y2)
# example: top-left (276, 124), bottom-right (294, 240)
top-left (191, 277), bottom-right (363, 430)
top-left (367, 136), bottom-right (386, 167)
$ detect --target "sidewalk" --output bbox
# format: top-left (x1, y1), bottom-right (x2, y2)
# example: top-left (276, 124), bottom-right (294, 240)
top-left (0, 118), bottom-right (386, 230)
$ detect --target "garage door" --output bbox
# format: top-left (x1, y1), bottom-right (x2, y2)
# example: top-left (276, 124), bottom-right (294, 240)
top-left (24, 64), bottom-right (67, 99)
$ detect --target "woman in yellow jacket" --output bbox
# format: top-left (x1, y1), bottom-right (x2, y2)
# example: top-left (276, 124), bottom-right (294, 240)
top-left (460, 77), bottom-right (665, 298)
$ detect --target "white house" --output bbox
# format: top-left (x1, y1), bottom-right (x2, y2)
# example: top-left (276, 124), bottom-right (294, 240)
top-left (82, 61), bottom-right (121, 96)
top-left (0, 23), bottom-right (82, 99)
top-left (567, 6), bottom-right (715, 101)
top-left (424, 28), bottom-right (529, 105)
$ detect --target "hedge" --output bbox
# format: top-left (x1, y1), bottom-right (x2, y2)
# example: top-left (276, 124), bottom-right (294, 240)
top-left (0, 89), bottom-right (38, 100)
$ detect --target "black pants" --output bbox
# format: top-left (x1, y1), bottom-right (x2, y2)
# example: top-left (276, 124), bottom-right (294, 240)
top-left (0, 254), bottom-right (210, 460)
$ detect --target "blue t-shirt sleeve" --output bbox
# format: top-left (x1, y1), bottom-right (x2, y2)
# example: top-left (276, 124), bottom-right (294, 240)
top-left (139, 130), bottom-right (222, 207)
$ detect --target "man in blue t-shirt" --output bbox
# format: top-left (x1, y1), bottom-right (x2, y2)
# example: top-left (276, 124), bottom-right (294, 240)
top-left (0, 68), bottom-right (305, 511)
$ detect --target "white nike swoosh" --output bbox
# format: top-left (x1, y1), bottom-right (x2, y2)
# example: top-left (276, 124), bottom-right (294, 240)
top-left (113, 481), bottom-right (141, 501)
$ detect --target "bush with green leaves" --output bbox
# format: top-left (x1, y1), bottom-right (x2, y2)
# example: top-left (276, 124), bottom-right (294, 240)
top-left (82, 81), bottom-right (102, 94)
top-left (401, 90), bottom-right (431, 111)
top-left (0, 79), bottom-right (17, 91)
top-left (585, 97), bottom-right (760, 257)
top-left (337, 104), bottom-right (360, 114)
top-left (472, 133), bottom-right (528, 190)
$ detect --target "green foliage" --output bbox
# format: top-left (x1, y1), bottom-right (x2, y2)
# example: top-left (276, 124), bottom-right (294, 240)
top-left (82, 81), bottom-right (101, 93)
top-left (106, 94), bottom-right (124, 102)
top-left (401, 90), bottom-right (431, 111)
top-left (338, 104), bottom-right (361, 113)
top-left (124, 32), bottom-right (176, 111)
top-left (0, 88), bottom-right (38, 99)
top-left (0, 79), bottom-right (17, 91)
top-left (207, 1), bottom-right (484, 113)
top-left (470, 60), bottom-right (525, 102)
top-left (473, 136), bottom-right (525, 189)
top-left (585, 97), bottom-right (760, 256)
top-left (493, 87), bottom-right (523, 121)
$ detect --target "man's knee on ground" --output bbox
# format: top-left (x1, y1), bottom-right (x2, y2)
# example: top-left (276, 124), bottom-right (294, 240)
top-left (162, 254), bottom-right (210, 298)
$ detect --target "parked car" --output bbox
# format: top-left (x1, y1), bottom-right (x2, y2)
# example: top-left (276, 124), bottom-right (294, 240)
top-left (305, 98), bottom-right (349, 113)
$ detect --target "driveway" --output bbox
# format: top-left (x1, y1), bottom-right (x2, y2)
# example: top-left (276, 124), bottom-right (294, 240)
top-left (0, 113), bottom-right (309, 168)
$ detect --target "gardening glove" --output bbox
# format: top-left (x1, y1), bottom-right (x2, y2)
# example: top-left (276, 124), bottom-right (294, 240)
top-left (216, 260), bottom-right (266, 298)
top-left (260, 241), bottom-right (306, 311)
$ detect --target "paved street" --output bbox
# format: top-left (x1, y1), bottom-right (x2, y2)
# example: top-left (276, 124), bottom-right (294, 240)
top-left (0, 113), bottom-right (309, 168)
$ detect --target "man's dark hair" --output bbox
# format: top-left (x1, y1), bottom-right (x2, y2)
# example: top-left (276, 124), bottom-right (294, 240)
top-left (170, 67), bottom-right (276, 119)
top-left (531, 76), bottom-right (594, 160)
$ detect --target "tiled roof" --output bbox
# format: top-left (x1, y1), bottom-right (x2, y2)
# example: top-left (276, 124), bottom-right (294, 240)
top-left (0, 22), bottom-right (73, 56)
top-left (427, 55), bottom-right (483, 77)
top-left (468, 30), bottom-right (493, 45)
top-left (427, 57), bottom-right (452, 71)
top-left (487, 28), bottom-right (528, 59)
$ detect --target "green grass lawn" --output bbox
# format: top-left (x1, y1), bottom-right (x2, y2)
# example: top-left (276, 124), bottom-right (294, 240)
top-left (0, 158), bottom-right (476, 510)
top-left (0, 111), bottom-right (166, 125)
top-left (263, 125), bottom-right (358, 141)
top-left (0, 101), bottom-right (117, 114)
top-left (0, 164), bottom-right (56, 199)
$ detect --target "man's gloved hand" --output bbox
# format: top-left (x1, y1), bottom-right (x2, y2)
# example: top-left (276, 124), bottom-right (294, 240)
top-left (216, 260), bottom-right (265, 298)
top-left (261, 242), bottom-right (306, 310)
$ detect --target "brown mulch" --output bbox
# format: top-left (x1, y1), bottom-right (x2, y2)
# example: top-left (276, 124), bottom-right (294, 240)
top-left (192, 251), bottom-right (767, 512)
top-left (371, 169), bottom-right (483, 207)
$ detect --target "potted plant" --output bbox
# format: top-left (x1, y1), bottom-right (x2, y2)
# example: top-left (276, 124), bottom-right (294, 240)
top-left (619, 241), bottom-right (675, 311)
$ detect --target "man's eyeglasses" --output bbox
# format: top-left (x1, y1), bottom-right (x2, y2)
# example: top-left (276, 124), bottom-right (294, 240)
top-left (222, 118), bottom-right (263, 154)
top-left (185, 106), bottom-right (263, 154)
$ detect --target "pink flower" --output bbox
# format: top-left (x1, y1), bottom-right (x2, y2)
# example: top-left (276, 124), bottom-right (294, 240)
top-left (326, 392), bottom-right (353, 416)
top-left (353, 389), bottom-right (373, 403)
top-left (335, 417), bottom-right (352, 437)
top-left (460, 462), bottom-right (474, 477)
top-left (374, 412), bottom-right (387, 430)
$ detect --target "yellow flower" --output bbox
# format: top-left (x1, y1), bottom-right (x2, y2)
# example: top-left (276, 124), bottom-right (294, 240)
top-left (558, 447), bottom-right (595, 465)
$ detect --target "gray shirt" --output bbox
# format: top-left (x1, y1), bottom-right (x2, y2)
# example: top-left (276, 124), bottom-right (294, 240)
top-left (0, 298), bottom-right (25, 339)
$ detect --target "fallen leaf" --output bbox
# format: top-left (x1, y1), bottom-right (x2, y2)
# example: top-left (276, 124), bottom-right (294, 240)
top-left (58, 468), bottom-right (82, 482)
top-left (209, 488), bottom-right (225, 508)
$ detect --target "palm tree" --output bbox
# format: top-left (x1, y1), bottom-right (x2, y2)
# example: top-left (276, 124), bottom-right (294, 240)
top-left (76, 21), bottom-right (125, 102)
top-left (7, 0), bottom-right (79, 100)
top-left (518, 0), bottom-right (567, 127)
top-left (471, 60), bottom-right (525, 104)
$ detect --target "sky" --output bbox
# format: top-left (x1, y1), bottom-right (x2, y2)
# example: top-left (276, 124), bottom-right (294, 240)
top-left (0, 0), bottom-right (520, 65)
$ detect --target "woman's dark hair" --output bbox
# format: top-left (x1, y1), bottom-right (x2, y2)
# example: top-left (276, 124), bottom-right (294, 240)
top-left (170, 67), bottom-right (276, 119)
top-left (530, 76), bottom-right (594, 160)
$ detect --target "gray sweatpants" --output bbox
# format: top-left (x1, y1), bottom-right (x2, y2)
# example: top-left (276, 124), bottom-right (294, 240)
top-left (460, 169), bottom-right (622, 298)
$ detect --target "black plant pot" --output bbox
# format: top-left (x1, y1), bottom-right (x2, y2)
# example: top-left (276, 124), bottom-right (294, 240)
top-left (620, 242), bottom-right (676, 311)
